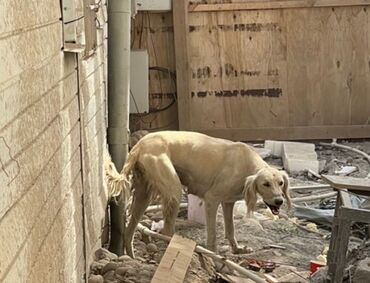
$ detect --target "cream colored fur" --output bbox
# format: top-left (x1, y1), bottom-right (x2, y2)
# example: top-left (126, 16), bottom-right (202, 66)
top-left (106, 131), bottom-right (291, 257)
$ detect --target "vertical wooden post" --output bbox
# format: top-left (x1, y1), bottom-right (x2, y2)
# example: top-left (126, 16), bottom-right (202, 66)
top-left (173, 0), bottom-right (191, 130)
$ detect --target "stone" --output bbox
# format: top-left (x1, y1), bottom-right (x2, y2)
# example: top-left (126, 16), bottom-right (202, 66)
top-left (115, 266), bottom-right (130, 277)
top-left (353, 257), bottom-right (370, 283)
top-left (146, 243), bottom-right (158, 253)
top-left (90, 261), bottom-right (105, 274)
top-left (140, 219), bottom-right (152, 228)
top-left (101, 262), bottom-right (118, 275)
top-left (103, 270), bottom-right (115, 281)
top-left (88, 274), bottom-right (104, 283)
top-left (95, 248), bottom-right (118, 261)
top-left (118, 255), bottom-right (132, 262)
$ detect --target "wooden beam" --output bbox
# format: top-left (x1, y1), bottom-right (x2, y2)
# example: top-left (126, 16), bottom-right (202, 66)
top-left (188, 0), bottom-right (370, 12)
top-left (173, 0), bottom-right (191, 130)
top-left (340, 207), bottom-right (370, 223)
top-left (322, 175), bottom-right (370, 192)
top-left (151, 234), bottom-right (196, 283)
top-left (194, 125), bottom-right (370, 141)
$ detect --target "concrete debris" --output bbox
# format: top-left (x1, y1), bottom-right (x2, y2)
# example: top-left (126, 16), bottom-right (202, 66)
top-left (334, 165), bottom-right (357, 175)
top-left (150, 220), bottom-right (164, 232)
top-left (264, 140), bottom-right (315, 158)
top-left (254, 147), bottom-right (272, 159)
top-left (282, 142), bottom-right (319, 174)
top-left (187, 194), bottom-right (206, 225)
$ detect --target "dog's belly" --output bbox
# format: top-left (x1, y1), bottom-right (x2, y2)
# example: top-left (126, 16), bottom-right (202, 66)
top-left (176, 167), bottom-right (244, 201)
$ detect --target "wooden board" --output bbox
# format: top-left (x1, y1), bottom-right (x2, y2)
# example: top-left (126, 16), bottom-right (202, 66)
top-left (151, 234), bottom-right (196, 283)
top-left (322, 175), bottom-right (370, 192)
top-left (189, 0), bottom-right (370, 12)
top-left (130, 12), bottom-right (179, 132)
top-left (178, 4), bottom-right (370, 140)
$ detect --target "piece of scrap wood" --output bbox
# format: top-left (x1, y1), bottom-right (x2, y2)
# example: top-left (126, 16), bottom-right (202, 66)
top-left (151, 234), bottom-right (196, 283)
top-left (322, 175), bottom-right (370, 192)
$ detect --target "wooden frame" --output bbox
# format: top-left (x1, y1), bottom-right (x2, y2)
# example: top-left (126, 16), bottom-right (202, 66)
top-left (189, 0), bottom-right (370, 12)
top-left (173, 0), bottom-right (191, 130)
top-left (322, 175), bottom-right (370, 283)
top-left (196, 125), bottom-right (370, 141)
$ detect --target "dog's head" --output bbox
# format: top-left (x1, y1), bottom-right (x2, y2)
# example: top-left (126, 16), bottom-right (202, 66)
top-left (243, 167), bottom-right (291, 215)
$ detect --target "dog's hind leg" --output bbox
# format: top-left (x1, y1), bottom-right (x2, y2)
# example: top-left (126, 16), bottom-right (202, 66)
top-left (125, 174), bottom-right (151, 258)
top-left (142, 153), bottom-right (182, 236)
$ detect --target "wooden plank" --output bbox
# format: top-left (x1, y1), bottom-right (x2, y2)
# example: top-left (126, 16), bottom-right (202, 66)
top-left (339, 191), bottom-right (352, 208)
top-left (322, 175), bottom-right (370, 192)
top-left (151, 234), bottom-right (196, 283)
top-left (196, 125), bottom-right (370, 141)
top-left (130, 12), bottom-right (178, 131)
top-left (189, 0), bottom-right (370, 12)
top-left (188, 9), bottom-right (288, 130)
top-left (340, 207), bottom-right (370, 223)
top-left (173, 0), bottom-right (191, 130)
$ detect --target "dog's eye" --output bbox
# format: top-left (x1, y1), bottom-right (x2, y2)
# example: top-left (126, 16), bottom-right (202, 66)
top-left (263, 182), bottom-right (270, 187)
top-left (279, 181), bottom-right (284, 186)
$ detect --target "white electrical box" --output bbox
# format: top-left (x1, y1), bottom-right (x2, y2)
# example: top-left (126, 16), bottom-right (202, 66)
top-left (130, 50), bottom-right (149, 114)
top-left (135, 0), bottom-right (172, 11)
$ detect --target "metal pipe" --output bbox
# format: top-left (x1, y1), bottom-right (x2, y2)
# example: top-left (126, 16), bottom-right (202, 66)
top-left (107, 0), bottom-right (131, 256)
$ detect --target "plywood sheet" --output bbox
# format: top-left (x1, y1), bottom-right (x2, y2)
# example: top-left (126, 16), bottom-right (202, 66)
top-left (151, 234), bottom-right (196, 283)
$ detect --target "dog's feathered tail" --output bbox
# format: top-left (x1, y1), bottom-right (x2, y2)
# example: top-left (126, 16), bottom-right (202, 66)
top-left (104, 145), bottom-right (140, 202)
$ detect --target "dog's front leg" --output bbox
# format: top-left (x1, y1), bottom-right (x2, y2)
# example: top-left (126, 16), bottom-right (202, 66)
top-left (221, 202), bottom-right (252, 254)
top-left (205, 200), bottom-right (220, 252)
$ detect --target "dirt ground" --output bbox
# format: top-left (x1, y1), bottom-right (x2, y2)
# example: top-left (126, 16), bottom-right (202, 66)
top-left (89, 140), bottom-right (370, 283)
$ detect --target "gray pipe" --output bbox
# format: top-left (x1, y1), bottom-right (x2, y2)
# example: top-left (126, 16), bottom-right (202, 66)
top-left (107, 0), bottom-right (130, 256)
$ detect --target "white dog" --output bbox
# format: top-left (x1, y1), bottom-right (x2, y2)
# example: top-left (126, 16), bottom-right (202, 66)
top-left (107, 131), bottom-right (291, 257)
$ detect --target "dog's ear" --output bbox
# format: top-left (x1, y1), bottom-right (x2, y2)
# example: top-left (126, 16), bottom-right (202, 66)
top-left (281, 171), bottom-right (292, 209)
top-left (243, 175), bottom-right (258, 216)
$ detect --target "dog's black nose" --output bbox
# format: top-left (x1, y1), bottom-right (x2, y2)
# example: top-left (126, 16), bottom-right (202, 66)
top-left (275, 199), bottom-right (283, 206)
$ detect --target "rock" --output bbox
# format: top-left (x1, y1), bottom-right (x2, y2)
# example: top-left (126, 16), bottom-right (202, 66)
top-left (95, 248), bottom-right (118, 261)
top-left (135, 241), bottom-right (147, 252)
top-left (125, 268), bottom-right (137, 277)
top-left (103, 270), bottom-right (115, 281)
top-left (118, 255), bottom-right (133, 262)
top-left (115, 266), bottom-right (130, 277)
top-left (88, 274), bottom-right (104, 283)
top-left (354, 257), bottom-right (370, 283)
top-left (101, 262), bottom-right (118, 274)
top-left (146, 243), bottom-right (158, 253)
top-left (140, 219), bottom-right (152, 228)
top-left (90, 261), bottom-right (105, 274)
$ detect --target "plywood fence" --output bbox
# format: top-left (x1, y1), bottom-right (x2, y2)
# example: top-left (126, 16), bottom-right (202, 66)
top-left (146, 0), bottom-right (370, 141)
